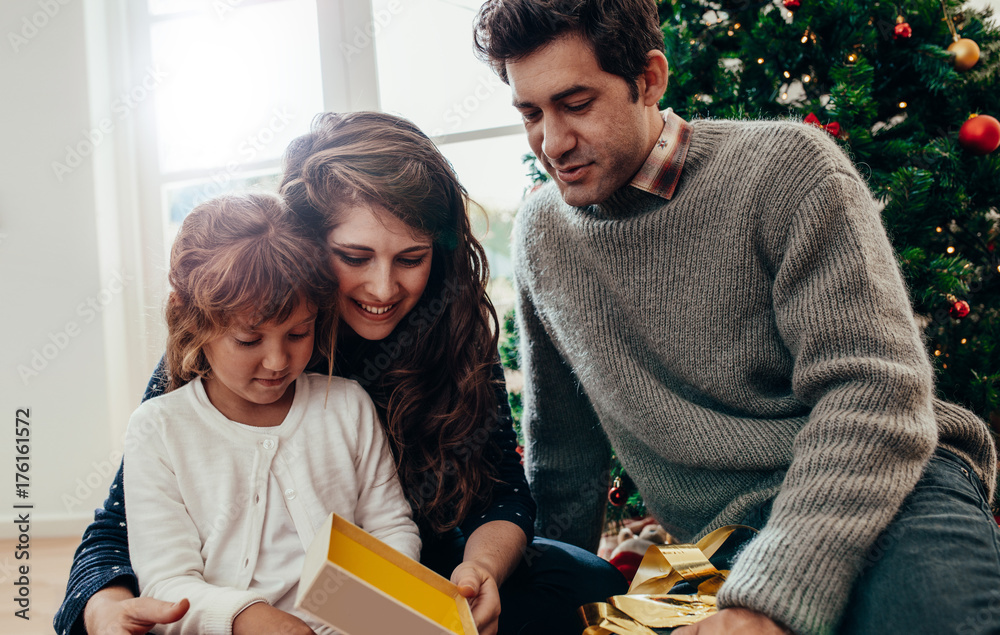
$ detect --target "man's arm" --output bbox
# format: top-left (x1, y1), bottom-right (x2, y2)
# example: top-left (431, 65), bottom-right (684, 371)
top-left (514, 248), bottom-right (612, 551)
top-left (717, 169), bottom-right (939, 634)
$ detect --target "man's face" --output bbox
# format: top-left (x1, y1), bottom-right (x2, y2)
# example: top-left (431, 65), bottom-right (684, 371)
top-left (507, 34), bottom-right (656, 207)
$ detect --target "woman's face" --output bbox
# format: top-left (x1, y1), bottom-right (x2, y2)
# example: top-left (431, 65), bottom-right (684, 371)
top-left (327, 203), bottom-right (433, 341)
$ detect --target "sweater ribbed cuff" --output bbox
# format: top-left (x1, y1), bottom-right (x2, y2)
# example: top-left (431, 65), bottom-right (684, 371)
top-left (204, 593), bottom-right (269, 635)
top-left (717, 523), bottom-right (857, 635)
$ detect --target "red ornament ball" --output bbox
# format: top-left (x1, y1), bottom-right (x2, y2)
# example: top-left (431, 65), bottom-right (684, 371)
top-left (783, 0), bottom-right (801, 9)
top-left (608, 486), bottom-right (627, 507)
top-left (894, 21), bottom-right (912, 40)
top-left (959, 115), bottom-right (1000, 155)
top-left (950, 300), bottom-right (971, 319)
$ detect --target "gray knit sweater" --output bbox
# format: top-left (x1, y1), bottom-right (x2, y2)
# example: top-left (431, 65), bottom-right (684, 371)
top-left (512, 118), bottom-right (997, 635)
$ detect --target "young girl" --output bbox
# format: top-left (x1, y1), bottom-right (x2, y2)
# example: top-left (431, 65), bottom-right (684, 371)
top-left (123, 192), bottom-right (420, 635)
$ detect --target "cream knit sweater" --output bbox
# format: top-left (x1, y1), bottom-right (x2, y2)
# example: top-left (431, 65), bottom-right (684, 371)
top-left (124, 373), bottom-right (420, 635)
top-left (513, 118), bottom-right (996, 634)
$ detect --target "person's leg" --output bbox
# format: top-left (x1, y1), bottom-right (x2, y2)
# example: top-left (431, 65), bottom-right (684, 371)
top-left (498, 538), bottom-right (629, 635)
top-left (838, 448), bottom-right (1000, 634)
top-left (422, 530), bottom-right (627, 635)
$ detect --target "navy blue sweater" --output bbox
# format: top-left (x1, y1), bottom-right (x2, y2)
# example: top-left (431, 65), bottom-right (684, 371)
top-left (55, 359), bottom-right (534, 634)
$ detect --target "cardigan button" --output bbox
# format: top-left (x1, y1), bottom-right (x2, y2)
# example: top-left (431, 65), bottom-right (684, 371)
top-left (284, 488), bottom-right (296, 500)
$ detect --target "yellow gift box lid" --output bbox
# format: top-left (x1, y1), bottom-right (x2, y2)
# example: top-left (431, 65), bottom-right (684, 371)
top-left (296, 513), bottom-right (478, 635)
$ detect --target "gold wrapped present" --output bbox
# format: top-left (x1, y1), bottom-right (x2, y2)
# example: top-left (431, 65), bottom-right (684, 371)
top-left (580, 525), bottom-right (757, 634)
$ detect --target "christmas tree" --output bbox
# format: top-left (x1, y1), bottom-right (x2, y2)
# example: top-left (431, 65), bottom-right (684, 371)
top-left (502, 0), bottom-right (1000, 522)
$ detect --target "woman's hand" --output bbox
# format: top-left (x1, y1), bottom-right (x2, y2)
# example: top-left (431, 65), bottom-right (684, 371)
top-left (673, 608), bottom-right (790, 634)
top-left (83, 585), bottom-right (189, 635)
top-left (452, 520), bottom-right (527, 635)
top-left (451, 561), bottom-right (502, 635)
top-left (232, 602), bottom-right (317, 635)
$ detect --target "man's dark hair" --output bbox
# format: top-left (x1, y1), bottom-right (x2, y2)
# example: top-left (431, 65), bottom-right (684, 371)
top-left (472, 0), bottom-right (663, 102)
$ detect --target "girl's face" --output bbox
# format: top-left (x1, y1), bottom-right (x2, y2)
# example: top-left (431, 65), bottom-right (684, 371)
top-left (327, 203), bottom-right (433, 341)
top-left (202, 300), bottom-right (316, 426)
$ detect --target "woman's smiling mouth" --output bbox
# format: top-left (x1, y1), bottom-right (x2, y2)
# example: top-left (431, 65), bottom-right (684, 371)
top-left (354, 300), bottom-right (398, 318)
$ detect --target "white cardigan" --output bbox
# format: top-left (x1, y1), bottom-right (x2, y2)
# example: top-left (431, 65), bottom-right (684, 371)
top-left (124, 373), bottom-right (420, 635)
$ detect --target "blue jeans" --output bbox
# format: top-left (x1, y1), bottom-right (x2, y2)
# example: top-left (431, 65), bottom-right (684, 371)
top-left (838, 448), bottom-right (1000, 634)
top-left (421, 531), bottom-right (628, 635)
top-left (668, 448), bottom-right (1000, 634)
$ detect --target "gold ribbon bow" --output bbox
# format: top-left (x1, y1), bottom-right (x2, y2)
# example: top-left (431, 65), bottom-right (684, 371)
top-left (580, 525), bottom-right (758, 635)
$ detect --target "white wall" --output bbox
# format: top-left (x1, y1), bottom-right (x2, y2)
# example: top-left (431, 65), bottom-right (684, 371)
top-left (0, 0), bottom-right (143, 540)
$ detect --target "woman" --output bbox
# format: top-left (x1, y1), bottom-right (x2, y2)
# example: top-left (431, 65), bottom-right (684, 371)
top-left (56, 111), bottom-right (626, 635)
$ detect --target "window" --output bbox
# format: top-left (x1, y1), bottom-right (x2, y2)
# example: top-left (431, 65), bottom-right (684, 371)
top-left (129, 0), bottom-right (531, 338)
top-left (146, 0), bottom-right (324, 246)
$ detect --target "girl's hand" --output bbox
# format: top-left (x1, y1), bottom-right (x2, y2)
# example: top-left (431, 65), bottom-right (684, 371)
top-left (83, 585), bottom-right (189, 635)
top-left (451, 561), bottom-right (501, 635)
top-left (232, 602), bottom-right (316, 635)
top-left (673, 608), bottom-right (790, 635)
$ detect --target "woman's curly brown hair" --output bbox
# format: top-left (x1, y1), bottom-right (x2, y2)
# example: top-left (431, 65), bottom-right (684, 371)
top-left (165, 192), bottom-right (338, 391)
top-left (280, 112), bottom-right (501, 533)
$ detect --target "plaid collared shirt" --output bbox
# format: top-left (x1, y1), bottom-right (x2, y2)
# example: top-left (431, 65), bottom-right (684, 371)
top-left (629, 108), bottom-right (692, 200)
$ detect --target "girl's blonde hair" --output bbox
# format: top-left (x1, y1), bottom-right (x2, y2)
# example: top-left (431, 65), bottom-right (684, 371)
top-left (164, 192), bottom-right (337, 391)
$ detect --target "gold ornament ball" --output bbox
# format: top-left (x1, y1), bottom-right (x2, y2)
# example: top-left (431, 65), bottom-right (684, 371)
top-left (948, 38), bottom-right (980, 71)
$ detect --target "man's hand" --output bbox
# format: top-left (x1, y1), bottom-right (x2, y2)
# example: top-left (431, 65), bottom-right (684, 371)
top-left (674, 608), bottom-right (790, 634)
top-left (232, 602), bottom-right (316, 635)
top-left (83, 585), bottom-right (189, 635)
top-left (451, 561), bottom-right (501, 635)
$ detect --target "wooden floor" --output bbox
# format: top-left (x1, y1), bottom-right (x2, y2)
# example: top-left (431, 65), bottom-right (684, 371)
top-left (0, 536), bottom-right (77, 634)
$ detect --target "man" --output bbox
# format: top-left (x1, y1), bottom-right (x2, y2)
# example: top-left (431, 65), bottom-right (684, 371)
top-left (473, 1), bottom-right (1000, 633)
